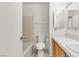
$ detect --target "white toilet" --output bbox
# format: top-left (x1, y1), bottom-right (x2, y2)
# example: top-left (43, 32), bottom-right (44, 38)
top-left (36, 34), bottom-right (45, 57)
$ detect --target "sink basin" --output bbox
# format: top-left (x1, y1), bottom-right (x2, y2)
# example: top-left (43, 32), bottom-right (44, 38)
top-left (66, 43), bottom-right (79, 54)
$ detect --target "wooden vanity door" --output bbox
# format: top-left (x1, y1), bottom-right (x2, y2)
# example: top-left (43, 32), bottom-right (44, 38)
top-left (58, 46), bottom-right (65, 57)
top-left (52, 39), bottom-right (66, 57)
top-left (54, 42), bottom-right (59, 57)
top-left (52, 40), bottom-right (59, 57)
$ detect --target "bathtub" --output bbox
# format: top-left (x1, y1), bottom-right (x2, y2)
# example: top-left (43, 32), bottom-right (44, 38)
top-left (23, 42), bottom-right (33, 57)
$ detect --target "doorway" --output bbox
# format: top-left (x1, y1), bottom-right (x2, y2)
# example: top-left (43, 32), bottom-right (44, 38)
top-left (22, 2), bottom-right (49, 57)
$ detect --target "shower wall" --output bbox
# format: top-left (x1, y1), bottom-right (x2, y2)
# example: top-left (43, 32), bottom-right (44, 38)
top-left (23, 2), bottom-right (49, 49)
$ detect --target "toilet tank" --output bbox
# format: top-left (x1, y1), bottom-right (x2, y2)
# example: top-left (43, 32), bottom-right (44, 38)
top-left (38, 33), bottom-right (45, 42)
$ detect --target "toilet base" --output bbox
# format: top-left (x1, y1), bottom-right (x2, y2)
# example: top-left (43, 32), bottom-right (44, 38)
top-left (38, 49), bottom-right (44, 57)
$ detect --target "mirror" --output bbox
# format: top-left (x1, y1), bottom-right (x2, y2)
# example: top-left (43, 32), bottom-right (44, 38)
top-left (67, 10), bottom-right (79, 30)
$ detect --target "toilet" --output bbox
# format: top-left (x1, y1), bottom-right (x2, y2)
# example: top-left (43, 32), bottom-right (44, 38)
top-left (36, 34), bottom-right (45, 57)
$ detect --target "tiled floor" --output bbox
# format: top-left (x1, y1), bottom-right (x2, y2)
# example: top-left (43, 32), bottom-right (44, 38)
top-left (32, 49), bottom-right (49, 57)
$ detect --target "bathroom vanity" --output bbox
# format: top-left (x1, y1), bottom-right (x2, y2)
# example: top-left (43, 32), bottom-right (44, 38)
top-left (52, 39), bottom-right (69, 57)
top-left (52, 36), bottom-right (79, 57)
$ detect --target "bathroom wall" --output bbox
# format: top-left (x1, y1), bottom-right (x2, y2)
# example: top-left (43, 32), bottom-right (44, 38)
top-left (66, 2), bottom-right (79, 41)
top-left (52, 2), bottom-right (66, 36)
top-left (23, 2), bottom-right (49, 49)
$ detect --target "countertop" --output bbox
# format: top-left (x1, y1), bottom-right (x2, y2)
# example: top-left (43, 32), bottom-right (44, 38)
top-left (52, 36), bottom-right (79, 57)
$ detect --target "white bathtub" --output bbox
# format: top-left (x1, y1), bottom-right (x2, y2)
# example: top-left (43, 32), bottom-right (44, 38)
top-left (23, 42), bottom-right (33, 57)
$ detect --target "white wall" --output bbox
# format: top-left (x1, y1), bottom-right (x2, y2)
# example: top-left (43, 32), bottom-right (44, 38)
top-left (51, 2), bottom-right (66, 36)
top-left (0, 2), bottom-right (22, 56)
top-left (23, 2), bottom-right (49, 49)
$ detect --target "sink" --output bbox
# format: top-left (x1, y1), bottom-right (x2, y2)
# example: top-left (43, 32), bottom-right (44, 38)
top-left (66, 43), bottom-right (79, 54)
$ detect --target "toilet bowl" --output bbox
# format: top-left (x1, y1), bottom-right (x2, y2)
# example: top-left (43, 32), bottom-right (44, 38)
top-left (35, 34), bottom-right (45, 56)
top-left (36, 42), bottom-right (45, 57)
top-left (36, 42), bottom-right (45, 49)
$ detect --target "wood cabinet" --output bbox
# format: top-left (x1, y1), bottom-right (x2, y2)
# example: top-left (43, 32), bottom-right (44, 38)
top-left (58, 45), bottom-right (65, 57)
top-left (52, 39), bottom-right (69, 57)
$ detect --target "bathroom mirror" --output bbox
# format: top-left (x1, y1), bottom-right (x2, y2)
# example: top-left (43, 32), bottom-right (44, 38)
top-left (67, 10), bottom-right (79, 30)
